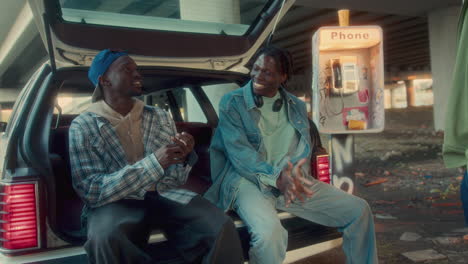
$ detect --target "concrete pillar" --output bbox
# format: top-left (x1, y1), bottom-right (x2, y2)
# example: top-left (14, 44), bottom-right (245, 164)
top-left (179, 0), bottom-right (240, 121)
top-left (384, 87), bottom-right (392, 109)
top-left (405, 80), bottom-right (416, 107)
top-left (391, 86), bottom-right (399, 108)
top-left (428, 6), bottom-right (461, 131)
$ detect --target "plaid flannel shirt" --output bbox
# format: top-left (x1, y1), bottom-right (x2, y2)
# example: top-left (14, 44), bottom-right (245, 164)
top-left (69, 105), bottom-right (197, 219)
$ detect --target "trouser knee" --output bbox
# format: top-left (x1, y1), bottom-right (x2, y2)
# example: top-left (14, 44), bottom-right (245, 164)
top-left (85, 228), bottom-right (120, 263)
top-left (200, 204), bottom-right (234, 237)
top-left (356, 197), bottom-right (372, 217)
top-left (85, 224), bottom-right (151, 264)
top-left (251, 221), bottom-right (288, 250)
top-left (206, 218), bottom-right (244, 264)
top-left (86, 225), bottom-right (120, 249)
top-left (190, 204), bottom-right (243, 264)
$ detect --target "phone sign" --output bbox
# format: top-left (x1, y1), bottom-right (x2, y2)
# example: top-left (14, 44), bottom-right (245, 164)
top-left (319, 27), bottom-right (382, 50)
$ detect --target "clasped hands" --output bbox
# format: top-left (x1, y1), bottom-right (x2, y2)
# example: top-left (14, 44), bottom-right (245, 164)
top-left (276, 158), bottom-right (314, 207)
top-left (154, 132), bottom-right (194, 169)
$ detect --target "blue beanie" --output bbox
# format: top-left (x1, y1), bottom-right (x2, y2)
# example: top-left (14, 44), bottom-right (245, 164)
top-left (88, 49), bottom-right (128, 87)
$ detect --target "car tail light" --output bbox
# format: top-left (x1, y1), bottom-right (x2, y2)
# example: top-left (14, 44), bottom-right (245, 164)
top-left (314, 155), bottom-right (331, 184)
top-left (0, 183), bottom-right (39, 250)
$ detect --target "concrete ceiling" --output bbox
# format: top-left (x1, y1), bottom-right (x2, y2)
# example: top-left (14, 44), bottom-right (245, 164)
top-left (0, 0), bottom-right (47, 90)
top-left (0, 1), bottom-right (27, 45)
top-left (0, 0), bottom-right (463, 96)
top-left (294, 0), bottom-right (461, 16)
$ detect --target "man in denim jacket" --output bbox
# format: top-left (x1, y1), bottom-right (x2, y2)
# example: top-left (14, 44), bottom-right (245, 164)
top-left (205, 46), bottom-right (378, 264)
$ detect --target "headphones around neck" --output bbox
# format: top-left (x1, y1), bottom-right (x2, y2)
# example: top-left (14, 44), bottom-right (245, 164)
top-left (251, 82), bottom-right (284, 112)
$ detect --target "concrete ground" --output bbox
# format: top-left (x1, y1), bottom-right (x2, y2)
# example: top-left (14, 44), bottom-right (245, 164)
top-left (294, 106), bottom-right (467, 264)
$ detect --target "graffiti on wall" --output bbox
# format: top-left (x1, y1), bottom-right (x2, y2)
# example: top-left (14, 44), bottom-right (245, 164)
top-left (333, 174), bottom-right (354, 194)
top-left (330, 134), bottom-right (355, 194)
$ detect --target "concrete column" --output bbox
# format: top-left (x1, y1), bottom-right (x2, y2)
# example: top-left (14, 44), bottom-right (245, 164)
top-left (405, 80), bottom-right (415, 107)
top-left (428, 6), bottom-right (461, 131)
top-left (179, 0), bottom-right (240, 120)
top-left (388, 88), bottom-right (393, 108)
top-left (390, 86), bottom-right (399, 108)
top-left (384, 87), bottom-right (392, 109)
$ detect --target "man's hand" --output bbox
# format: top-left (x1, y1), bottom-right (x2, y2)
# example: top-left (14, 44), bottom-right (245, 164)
top-left (276, 162), bottom-right (295, 207)
top-left (276, 159), bottom-right (314, 207)
top-left (154, 144), bottom-right (185, 169)
top-left (291, 158), bottom-right (314, 202)
top-left (171, 132), bottom-right (195, 157)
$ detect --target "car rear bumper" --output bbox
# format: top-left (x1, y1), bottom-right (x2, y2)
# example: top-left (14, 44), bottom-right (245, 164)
top-left (0, 213), bottom-right (342, 264)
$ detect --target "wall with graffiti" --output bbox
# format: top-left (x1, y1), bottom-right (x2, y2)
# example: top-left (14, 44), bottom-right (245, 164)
top-left (328, 134), bottom-right (355, 193)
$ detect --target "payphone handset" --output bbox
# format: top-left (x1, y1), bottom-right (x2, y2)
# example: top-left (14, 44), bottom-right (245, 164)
top-left (330, 56), bottom-right (359, 95)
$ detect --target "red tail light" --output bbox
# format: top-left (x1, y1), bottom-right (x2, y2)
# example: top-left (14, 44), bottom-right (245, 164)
top-left (0, 183), bottom-right (39, 250)
top-left (314, 155), bottom-right (331, 184)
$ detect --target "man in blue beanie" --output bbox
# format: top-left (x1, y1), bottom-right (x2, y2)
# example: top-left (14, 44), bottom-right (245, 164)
top-left (68, 49), bottom-right (243, 264)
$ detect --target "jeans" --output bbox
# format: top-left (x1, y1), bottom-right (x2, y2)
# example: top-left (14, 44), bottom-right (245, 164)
top-left (461, 171), bottom-right (468, 226)
top-left (233, 178), bottom-right (378, 264)
top-left (85, 194), bottom-right (244, 264)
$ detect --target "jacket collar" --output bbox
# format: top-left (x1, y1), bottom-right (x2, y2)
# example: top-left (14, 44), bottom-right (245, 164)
top-left (243, 80), bottom-right (257, 110)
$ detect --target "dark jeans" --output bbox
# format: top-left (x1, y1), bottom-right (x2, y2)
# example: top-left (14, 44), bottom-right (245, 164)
top-left (84, 193), bottom-right (243, 264)
top-left (462, 172), bottom-right (468, 226)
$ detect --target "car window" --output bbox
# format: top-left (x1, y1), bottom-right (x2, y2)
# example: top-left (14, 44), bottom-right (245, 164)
top-left (202, 83), bottom-right (240, 115)
top-left (150, 87), bottom-right (207, 123)
top-left (58, 0), bottom-right (268, 36)
top-left (53, 88), bottom-right (209, 123)
top-left (54, 95), bottom-right (92, 115)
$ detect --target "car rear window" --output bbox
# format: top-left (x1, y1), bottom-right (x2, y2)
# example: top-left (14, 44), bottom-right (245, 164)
top-left (59, 0), bottom-right (269, 36)
top-left (54, 95), bottom-right (92, 115)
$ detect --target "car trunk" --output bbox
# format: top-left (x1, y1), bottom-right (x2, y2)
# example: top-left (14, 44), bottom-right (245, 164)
top-left (37, 66), bottom-right (248, 245)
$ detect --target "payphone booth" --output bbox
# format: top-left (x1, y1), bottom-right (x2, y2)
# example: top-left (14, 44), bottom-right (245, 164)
top-left (312, 26), bottom-right (385, 134)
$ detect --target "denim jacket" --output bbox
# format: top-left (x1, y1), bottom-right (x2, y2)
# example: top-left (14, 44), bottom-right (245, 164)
top-left (204, 80), bottom-right (314, 211)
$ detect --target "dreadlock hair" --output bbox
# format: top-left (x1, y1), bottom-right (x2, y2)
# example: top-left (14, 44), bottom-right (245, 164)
top-left (255, 46), bottom-right (294, 84)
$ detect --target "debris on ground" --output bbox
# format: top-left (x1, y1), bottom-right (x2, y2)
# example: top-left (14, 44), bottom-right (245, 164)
top-left (402, 249), bottom-right (446, 262)
top-left (374, 200), bottom-right (396, 205)
top-left (380, 150), bottom-right (403, 161)
top-left (432, 236), bottom-right (462, 245)
top-left (375, 213), bottom-right (397, 220)
top-left (452, 227), bottom-right (468, 233)
top-left (363, 178), bottom-right (388, 187)
top-left (354, 172), bottom-right (365, 177)
top-left (400, 232), bottom-right (421, 241)
top-left (431, 202), bottom-right (462, 208)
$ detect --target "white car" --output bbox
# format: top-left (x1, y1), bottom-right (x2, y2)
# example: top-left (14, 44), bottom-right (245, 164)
top-left (0, 0), bottom-right (341, 263)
